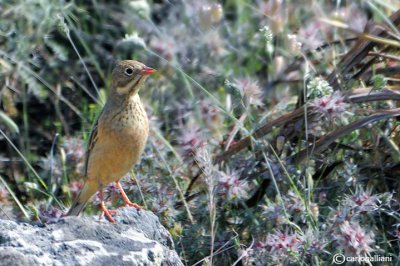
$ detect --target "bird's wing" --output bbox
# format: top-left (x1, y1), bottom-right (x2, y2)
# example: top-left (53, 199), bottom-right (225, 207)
top-left (84, 109), bottom-right (103, 176)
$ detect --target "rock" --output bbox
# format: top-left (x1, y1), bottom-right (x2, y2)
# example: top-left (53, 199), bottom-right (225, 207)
top-left (0, 207), bottom-right (183, 266)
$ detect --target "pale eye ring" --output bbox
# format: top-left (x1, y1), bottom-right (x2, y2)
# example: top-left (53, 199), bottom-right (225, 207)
top-left (124, 67), bottom-right (134, 76)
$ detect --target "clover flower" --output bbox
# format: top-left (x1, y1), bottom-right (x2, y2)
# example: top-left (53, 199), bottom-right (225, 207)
top-left (218, 170), bottom-right (249, 201)
top-left (332, 220), bottom-right (375, 256)
top-left (264, 230), bottom-right (302, 261)
top-left (178, 126), bottom-right (206, 161)
top-left (232, 78), bottom-right (264, 107)
top-left (344, 188), bottom-right (379, 213)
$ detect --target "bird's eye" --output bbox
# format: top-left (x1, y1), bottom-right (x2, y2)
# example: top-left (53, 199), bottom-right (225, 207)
top-left (124, 67), bottom-right (134, 76)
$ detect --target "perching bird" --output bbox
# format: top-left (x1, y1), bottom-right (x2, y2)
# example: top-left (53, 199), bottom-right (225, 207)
top-left (67, 60), bottom-right (155, 223)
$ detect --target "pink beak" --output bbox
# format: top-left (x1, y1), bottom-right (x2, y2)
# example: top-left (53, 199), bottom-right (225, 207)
top-left (141, 66), bottom-right (156, 76)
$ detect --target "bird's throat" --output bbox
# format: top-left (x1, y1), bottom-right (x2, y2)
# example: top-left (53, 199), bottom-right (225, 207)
top-left (116, 76), bottom-right (143, 95)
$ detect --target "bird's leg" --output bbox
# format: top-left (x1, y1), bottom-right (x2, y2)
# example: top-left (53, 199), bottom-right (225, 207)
top-left (116, 181), bottom-right (142, 210)
top-left (98, 189), bottom-right (118, 223)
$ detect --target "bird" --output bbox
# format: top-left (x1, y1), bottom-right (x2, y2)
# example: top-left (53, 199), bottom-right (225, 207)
top-left (66, 60), bottom-right (155, 223)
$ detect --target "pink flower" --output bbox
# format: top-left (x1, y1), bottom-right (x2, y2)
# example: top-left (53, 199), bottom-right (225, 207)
top-left (265, 230), bottom-right (302, 256)
top-left (310, 92), bottom-right (349, 125)
top-left (218, 171), bottom-right (249, 201)
top-left (310, 92), bottom-right (349, 131)
top-left (233, 78), bottom-right (264, 107)
top-left (178, 127), bottom-right (206, 160)
top-left (332, 220), bottom-right (375, 256)
top-left (297, 20), bottom-right (326, 50)
top-left (345, 188), bottom-right (379, 213)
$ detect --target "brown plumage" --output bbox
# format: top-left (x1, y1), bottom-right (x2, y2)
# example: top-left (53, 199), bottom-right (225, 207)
top-left (66, 60), bottom-right (155, 223)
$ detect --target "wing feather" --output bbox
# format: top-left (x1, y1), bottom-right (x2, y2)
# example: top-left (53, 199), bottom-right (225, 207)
top-left (84, 110), bottom-right (103, 176)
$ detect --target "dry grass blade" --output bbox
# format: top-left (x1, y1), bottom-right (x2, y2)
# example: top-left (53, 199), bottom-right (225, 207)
top-left (321, 18), bottom-right (400, 47)
top-left (214, 87), bottom-right (400, 165)
top-left (327, 10), bottom-right (400, 90)
top-left (213, 106), bottom-right (317, 164)
top-left (346, 89), bottom-right (400, 103)
top-left (294, 108), bottom-right (400, 163)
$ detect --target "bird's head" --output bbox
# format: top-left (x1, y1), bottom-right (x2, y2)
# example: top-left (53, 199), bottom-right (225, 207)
top-left (110, 60), bottom-right (155, 96)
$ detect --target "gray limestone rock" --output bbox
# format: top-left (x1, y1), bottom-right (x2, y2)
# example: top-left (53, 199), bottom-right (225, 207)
top-left (0, 207), bottom-right (183, 266)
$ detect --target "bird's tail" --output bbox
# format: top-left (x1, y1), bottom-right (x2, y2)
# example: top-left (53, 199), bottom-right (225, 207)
top-left (66, 179), bottom-right (98, 216)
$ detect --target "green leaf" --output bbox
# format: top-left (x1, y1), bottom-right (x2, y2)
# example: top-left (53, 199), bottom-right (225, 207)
top-left (0, 111), bottom-right (19, 134)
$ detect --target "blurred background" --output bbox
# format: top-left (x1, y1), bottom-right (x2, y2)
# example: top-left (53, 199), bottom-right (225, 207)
top-left (1, 0), bottom-right (400, 264)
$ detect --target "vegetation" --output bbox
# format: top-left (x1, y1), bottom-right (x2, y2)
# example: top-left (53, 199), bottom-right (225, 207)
top-left (1, 0), bottom-right (400, 264)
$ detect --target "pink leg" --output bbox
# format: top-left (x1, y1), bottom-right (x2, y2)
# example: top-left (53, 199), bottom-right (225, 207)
top-left (116, 181), bottom-right (142, 210)
top-left (98, 189), bottom-right (118, 223)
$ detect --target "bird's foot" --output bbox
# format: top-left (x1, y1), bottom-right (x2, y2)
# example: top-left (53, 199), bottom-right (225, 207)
top-left (116, 181), bottom-right (143, 210)
top-left (124, 201), bottom-right (142, 210)
top-left (99, 201), bottom-right (118, 223)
